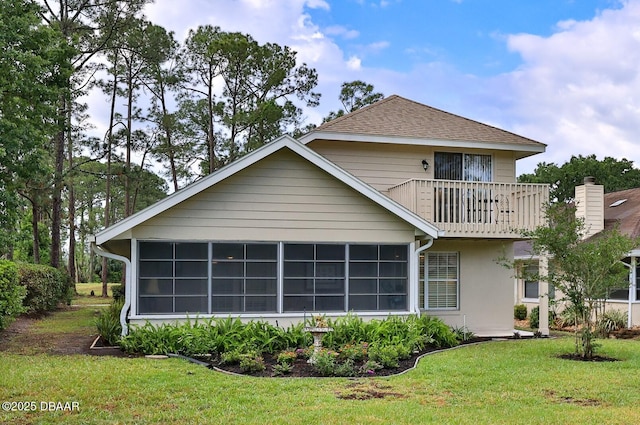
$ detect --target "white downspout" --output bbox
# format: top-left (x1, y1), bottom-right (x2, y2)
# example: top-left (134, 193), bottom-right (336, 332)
top-left (620, 258), bottom-right (634, 329)
top-left (92, 243), bottom-right (132, 336)
top-left (414, 237), bottom-right (434, 313)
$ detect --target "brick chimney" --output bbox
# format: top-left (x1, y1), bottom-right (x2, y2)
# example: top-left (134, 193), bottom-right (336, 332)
top-left (574, 176), bottom-right (604, 238)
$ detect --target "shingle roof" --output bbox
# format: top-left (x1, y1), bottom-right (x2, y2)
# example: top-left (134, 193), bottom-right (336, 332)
top-left (604, 188), bottom-right (640, 239)
top-left (306, 94), bottom-right (546, 148)
top-left (516, 187), bottom-right (640, 257)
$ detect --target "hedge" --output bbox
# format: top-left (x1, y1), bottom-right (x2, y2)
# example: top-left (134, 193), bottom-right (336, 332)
top-left (18, 263), bottom-right (71, 314)
top-left (0, 260), bottom-right (26, 331)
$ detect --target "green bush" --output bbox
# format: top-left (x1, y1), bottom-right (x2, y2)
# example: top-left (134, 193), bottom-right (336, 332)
top-left (529, 306), bottom-right (556, 329)
top-left (368, 344), bottom-right (400, 368)
top-left (239, 354), bottom-right (266, 373)
top-left (95, 299), bottom-right (124, 346)
top-left (596, 310), bottom-right (627, 336)
top-left (18, 263), bottom-right (69, 314)
top-left (514, 304), bottom-right (528, 320)
top-left (312, 349), bottom-right (339, 376)
top-left (0, 260), bottom-right (26, 331)
top-left (111, 284), bottom-right (125, 302)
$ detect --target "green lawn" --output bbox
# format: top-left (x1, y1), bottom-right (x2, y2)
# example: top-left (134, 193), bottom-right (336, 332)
top-left (2, 307), bottom-right (640, 424)
top-left (72, 283), bottom-right (117, 306)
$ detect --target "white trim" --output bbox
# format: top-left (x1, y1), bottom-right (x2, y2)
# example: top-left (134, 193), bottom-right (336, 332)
top-left (94, 135), bottom-right (441, 245)
top-left (127, 311), bottom-right (413, 321)
top-left (299, 131), bottom-right (545, 158)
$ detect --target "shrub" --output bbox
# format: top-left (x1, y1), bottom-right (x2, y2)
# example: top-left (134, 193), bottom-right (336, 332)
top-left (596, 310), bottom-right (627, 336)
top-left (220, 349), bottom-right (244, 365)
top-left (239, 354), bottom-right (266, 373)
top-left (272, 362), bottom-right (293, 376)
top-left (338, 342), bottom-right (368, 362)
top-left (334, 359), bottom-right (357, 377)
top-left (451, 326), bottom-right (475, 342)
top-left (368, 344), bottom-right (400, 368)
top-left (359, 360), bottom-right (383, 376)
top-left (414, 314), bottom-right (459, 348)
top-left (18, 263), bottom-right (69, 314)
top-left (529, 306), bottom-right (556, 329)
top-left (312, 349), bottom-right (339, 376)
top-left (95, 299), bottom-right (124, 346)
top-left (111, 284), bottom-right (125, 302)
top-left (0, 260), bottom-right (26, 331)
top-left (276, 350), bottom-right (297, 365)
top-left (514, 304), bottom-right (528, 320)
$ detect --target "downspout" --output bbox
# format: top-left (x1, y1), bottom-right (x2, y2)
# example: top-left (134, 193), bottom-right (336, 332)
top-left (620, 258), bottom-right (634, 329)
top-left (414, 237), bottom-right (434, 314)
top-left (92, 243), bottom-right (132, 336)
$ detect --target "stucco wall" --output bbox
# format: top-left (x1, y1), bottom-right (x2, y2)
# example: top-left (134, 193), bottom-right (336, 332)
top-left (426, 239), bottom-right (515, 336)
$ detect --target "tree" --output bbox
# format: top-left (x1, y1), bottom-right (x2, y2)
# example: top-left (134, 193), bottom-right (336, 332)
top-left (181, 26), bottom-right (320, 172)
top-left (520, 203), bottom-right (638, 359)
top-left (0, 0), bottom-right (67, 259)
top-left (322, 80), bottom-right (384, 123)
top-left (38, 0), bottom-right (149, 269)
top-left (518, 155), bottom-right (640, 203)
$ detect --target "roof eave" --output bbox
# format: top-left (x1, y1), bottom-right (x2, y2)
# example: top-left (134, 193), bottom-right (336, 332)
top-left (300, 131), bottom-right (546, 156)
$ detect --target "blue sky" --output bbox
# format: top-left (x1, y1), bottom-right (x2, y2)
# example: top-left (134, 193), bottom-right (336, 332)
top-left (117, 0), bottom-right (640, 175)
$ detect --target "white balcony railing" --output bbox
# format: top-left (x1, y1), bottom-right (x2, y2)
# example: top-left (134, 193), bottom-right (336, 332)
top-left (388, 179), bottom-right (549, 238)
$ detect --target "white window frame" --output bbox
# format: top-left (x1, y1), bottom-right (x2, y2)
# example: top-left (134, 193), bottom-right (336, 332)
top-left (423, 252), bottom-right (459, 310)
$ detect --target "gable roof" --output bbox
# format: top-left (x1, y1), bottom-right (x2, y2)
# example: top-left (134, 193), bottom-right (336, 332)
top-left (94, 135), bottom-right (442, 245)
top-left (299, 95), bottom-right (546, 158)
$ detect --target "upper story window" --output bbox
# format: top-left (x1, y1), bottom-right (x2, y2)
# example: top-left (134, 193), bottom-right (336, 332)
top-left (434, 153), bottom-right (492, 182)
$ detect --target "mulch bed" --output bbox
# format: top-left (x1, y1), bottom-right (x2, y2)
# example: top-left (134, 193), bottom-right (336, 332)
top-left (204, 338), bottom-right (491, 378)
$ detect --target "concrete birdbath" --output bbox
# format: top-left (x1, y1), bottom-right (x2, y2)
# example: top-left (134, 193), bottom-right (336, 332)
top-left (304, 316), bottom-right (333, 363)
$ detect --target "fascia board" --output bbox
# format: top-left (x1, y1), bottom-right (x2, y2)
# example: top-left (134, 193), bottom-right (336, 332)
top-left (300, 131), bottom-right (546, 156)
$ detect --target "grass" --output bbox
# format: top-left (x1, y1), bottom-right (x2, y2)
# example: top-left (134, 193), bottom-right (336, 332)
top-left (2, 307), bottom-right (640, 424)
top-left (72, 283), bottom-right (117, 306)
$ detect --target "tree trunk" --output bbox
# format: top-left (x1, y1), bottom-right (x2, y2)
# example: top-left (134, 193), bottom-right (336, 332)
top-left (102, 51), bottom-right (118, 298)
top-left (31, 198), bottom-right (40, 264)
top-left (50, 95), bottom-right (66, 268)
top-left (67, 114), bottom-right (77, 285)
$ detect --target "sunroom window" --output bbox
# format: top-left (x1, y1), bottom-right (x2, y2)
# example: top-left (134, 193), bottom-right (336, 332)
top-left (138, 242), bottom-right (209, 314)
top-left (137, 241), bottom-right (409, 314)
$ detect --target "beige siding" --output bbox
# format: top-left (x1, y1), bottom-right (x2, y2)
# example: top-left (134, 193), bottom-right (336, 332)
top-left (575, 184), bottom-right (604, 238)
top-left (426, 239), bottom-right (515, 336)
top-left (131, 148), bottom-right (415, 243)
top-left (308, 140), bottom-right (517, 193)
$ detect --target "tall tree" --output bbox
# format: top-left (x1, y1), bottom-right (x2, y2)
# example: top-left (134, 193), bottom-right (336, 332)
top-left (323, 80), bottom-right (384, 123)
top-left (181, 27), bottom-right (320, 172)
top-left (0, 0), bottom-right (67, 259)
top-left (138, 24), bottom-right (189, 192)
top-left (518, 155), bottom-right (640, 203)
top-left (38, 0), bottom-right (149, 268)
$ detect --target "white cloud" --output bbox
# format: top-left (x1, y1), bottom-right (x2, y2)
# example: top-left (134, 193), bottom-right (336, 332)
top-left (324, 25), bottom-right (360, 39)
top-left (346, 56), bottom-right (362, 70)
top-left (491, 0), bottom-right (640, 173)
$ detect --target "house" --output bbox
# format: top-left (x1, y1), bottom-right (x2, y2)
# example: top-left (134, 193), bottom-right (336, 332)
top-left (514, 179), bottom-right (640, 329)
top-left (93, 95), bottom-right (549, 336)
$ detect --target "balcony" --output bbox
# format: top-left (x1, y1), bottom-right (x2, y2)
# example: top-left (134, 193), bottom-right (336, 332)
top-left (388, 179), bottom-right (549, 238)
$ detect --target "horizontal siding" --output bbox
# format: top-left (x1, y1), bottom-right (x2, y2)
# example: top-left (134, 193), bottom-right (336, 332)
top-left (309, 140), bottom-right (517, 190)
top-left (132, 148), bottom-right (415, 243)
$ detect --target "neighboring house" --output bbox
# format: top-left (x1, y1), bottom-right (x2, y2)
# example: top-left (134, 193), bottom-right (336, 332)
top-left (93, 95), bottom-right (549, 336)
top-left (515, 180), bottom-right (640, 327)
